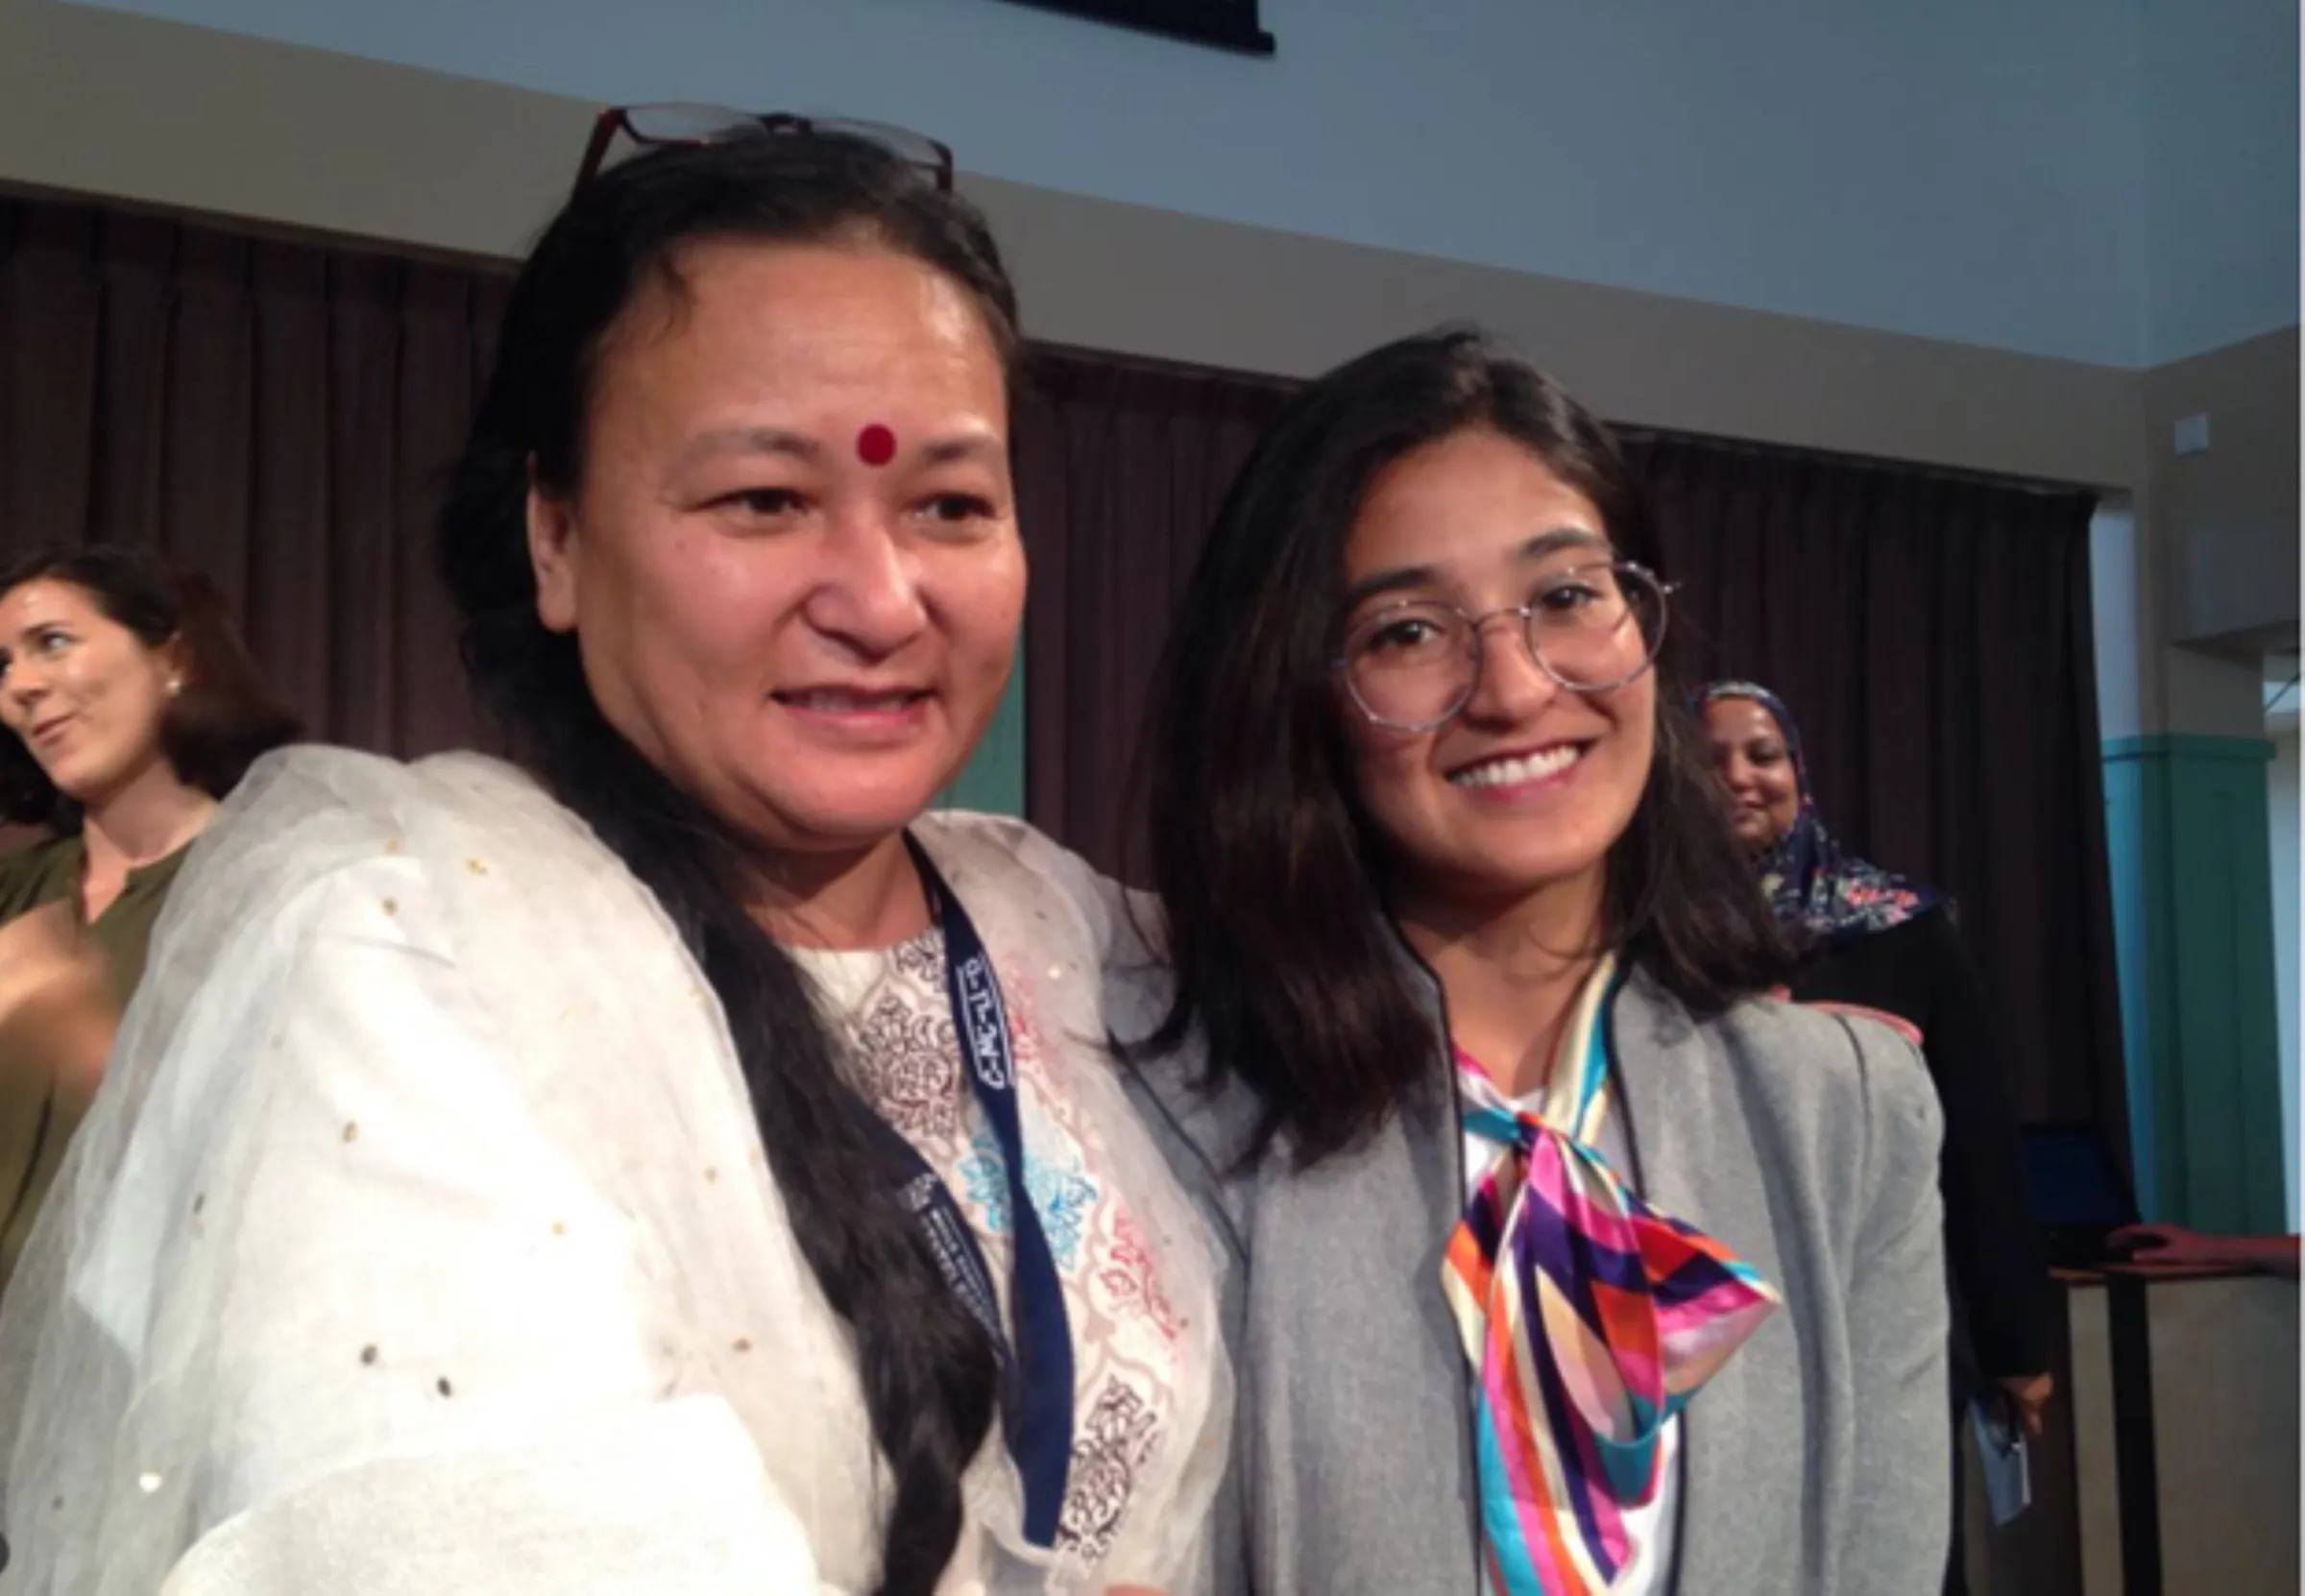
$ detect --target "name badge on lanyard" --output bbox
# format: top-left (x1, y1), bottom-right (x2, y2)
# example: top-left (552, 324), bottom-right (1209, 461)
top-left (858, 834), bottom-right (1076, 1546)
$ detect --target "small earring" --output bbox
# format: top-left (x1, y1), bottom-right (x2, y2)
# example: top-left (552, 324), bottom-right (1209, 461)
top-left (166, 677), bottom-right (182, 698)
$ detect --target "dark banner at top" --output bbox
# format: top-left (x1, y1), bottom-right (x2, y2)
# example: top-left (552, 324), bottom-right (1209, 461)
top-left (993, 0), bottom-right (1274, 56)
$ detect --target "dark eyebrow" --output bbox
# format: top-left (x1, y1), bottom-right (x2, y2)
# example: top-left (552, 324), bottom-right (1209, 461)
top-left (1340, 562), bottom-right (1440, 612)
top-left (1341, 526), bottom-right (1612, 611)
top-left (0, 620), bottom-right (67, 652)
top-left (673, 427), bottom-right (1007, 473)
top-left (674, 427), bottom-right (822, 472)
top-left (917, 433), bottom-right (1007, 469)
top-left (1518, 527), bottom-right (1611, 565)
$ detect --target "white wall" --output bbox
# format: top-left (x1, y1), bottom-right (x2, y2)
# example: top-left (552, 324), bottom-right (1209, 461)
top-left (0, 0), bottom-right (2152, 495)
top-left (2269, 714), bottom-right (2299, 1227)
top-left (6, 0), bottom-right (2289, 747)
top-left (57, 0), bottom-right (2159, 365)
top-left (2092, 501), bottom-right (2144, 740)
top-left (2140, 0), bottom-right (2303, 366)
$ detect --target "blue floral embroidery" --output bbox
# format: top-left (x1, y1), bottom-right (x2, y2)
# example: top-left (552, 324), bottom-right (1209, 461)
top-left (1035, 1168), bottom-right (1098, 1269)
top-left (960, 1124), bottom-right (1102, 1270)
top-left (959, 1139), bottom-right (1010, 1229)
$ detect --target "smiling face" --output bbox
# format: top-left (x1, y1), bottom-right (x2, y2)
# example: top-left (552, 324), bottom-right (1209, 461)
top-left (1335, 426), bottom-right (1656, 916)
top-left (1702, 693), bottom-right (1804, 851)
top-left (0, 577), bottom-right (182, 808)
top-left (527, 237), bottom-right (1024, 859)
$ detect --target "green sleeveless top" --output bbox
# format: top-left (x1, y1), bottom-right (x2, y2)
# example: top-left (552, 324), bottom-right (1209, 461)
top-left (0, 834), bottom-right (193, 1293)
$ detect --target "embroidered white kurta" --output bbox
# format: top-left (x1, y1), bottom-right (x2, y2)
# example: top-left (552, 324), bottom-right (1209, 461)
top-left (799, 930), bottom-right (1191, 1565)
top-left (0, 748), bottom-right (1229, 1596)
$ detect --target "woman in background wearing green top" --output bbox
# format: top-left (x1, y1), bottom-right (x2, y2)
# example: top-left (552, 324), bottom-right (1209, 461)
top-left (0, 544), bottom-right (297, 1291)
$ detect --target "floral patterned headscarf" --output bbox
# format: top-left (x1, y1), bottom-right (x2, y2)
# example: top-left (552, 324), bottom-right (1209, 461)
top-left (1697, 680), bottom-right (1942, 949)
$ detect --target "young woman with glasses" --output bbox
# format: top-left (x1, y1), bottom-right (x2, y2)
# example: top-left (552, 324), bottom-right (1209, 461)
top-left (1127, 330), bottom-right (1953, 1596)
top-left (0, 116), bottom-right (1226, 1596)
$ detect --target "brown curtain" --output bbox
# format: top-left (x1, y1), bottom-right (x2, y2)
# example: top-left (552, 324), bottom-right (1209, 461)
top-left (1010, 362), bottom-right (2123, 1140)
top-left (1013, 346), bottom-right (1298, 873)
top-left (1625, 430), bottom-right (2124, 1139)
top-left (0, 192), bottom-right (507, 759)
top-left (0, 189), bottom-right (2123, 1144)
top-left (0, 196), bottom-right (1304, 815)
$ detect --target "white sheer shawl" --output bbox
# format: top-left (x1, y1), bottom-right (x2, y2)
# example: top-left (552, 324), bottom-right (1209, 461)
top-left (0, 748), bottom-right (1229, 1595)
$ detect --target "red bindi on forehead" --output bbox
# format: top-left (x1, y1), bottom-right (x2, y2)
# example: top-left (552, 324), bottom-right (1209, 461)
top-left (856, 423), bottom-right (896, 467)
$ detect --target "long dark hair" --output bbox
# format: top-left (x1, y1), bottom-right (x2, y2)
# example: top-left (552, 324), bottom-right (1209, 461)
top-left (1138, 329), bottom-right (1785, 1167)
top-left (0, 544), bottom-right (300, 828)
top-left (437, 133), bottom-right (1019, 1594)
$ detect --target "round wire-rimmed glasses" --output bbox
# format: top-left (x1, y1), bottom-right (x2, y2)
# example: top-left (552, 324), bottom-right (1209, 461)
top-left (573, 105), bottom-right (956, 195)
top-left (1335, 560), bottom-right (1675, 732)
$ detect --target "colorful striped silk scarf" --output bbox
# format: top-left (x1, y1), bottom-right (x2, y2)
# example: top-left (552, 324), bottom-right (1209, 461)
top-left (1443, 957), bottom-right (1780, 1594)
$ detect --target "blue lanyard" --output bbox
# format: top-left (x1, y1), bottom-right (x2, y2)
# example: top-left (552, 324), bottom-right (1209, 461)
top-left (859, 835), bottom-right (1075, 1545)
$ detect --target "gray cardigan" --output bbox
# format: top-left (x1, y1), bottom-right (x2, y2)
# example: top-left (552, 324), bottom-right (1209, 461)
top-left (1123, 965), bottom-right (1951, 1596)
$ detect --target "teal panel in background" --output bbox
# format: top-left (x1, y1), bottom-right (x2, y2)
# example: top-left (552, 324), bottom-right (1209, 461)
top-left (2102, 735), bottom-right (2286, 1231)
top-left (935, 646), bottom-right (1027, 818)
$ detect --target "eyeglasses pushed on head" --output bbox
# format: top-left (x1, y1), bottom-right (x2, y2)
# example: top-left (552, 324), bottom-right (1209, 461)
top-left (573, 104), bottom-right (956, 195)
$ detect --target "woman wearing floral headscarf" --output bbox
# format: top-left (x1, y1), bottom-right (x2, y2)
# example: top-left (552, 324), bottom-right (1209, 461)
top-left (1700, 680), bottom-right (2051, 1596)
